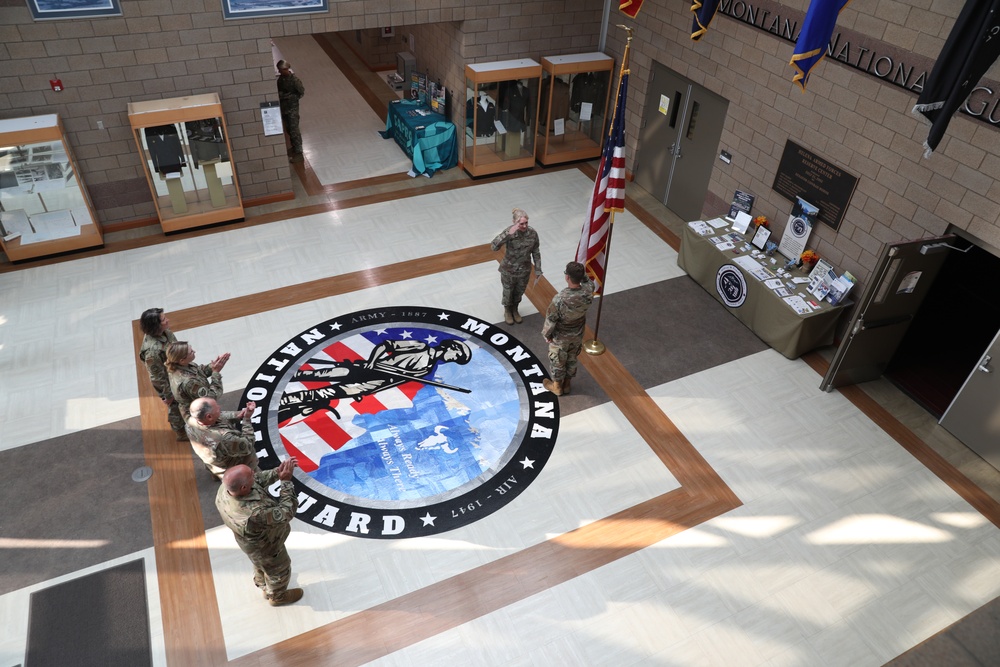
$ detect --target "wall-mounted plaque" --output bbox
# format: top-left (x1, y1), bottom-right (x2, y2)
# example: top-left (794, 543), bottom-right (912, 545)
top-left (772, 140), bottom-right (857, 231)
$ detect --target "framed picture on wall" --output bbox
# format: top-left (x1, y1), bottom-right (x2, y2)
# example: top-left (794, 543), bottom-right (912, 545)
top-left (26, 0), bottom-right (122, 20)
top-left (222, 0), bottom-right (328, 20)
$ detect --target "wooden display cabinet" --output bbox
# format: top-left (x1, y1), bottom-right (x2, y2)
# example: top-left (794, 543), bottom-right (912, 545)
top-left (128, 93), bottom-right (244, 233)
top-left (464, 59), bottom-right (541, 177)
top-left (536, 53), bottom-right (613, 166)
top-left (0, 114), bottom-right (103, 262)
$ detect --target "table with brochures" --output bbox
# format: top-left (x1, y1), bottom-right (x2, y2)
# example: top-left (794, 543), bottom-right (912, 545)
top-left (379, 100), bottom-right (457, 177)
top-left (678, 220), bottom-right (849, 359)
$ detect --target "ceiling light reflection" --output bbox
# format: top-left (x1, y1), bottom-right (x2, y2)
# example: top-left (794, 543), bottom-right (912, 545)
top-left (807, 514), bottom-right (952, 544)
top-left (0, 538), bottom-right (110, 549)
top-left (931, 512), bottom-right (989, 529)
top-left (713, 515), bottom-right (798, 538)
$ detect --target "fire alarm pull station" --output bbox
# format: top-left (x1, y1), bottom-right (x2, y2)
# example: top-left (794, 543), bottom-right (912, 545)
top-left (50, 78), bottom-right (63, 92)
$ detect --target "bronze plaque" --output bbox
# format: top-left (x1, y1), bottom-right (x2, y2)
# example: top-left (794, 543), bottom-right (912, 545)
top-left (772, 140), bottom-right (858, 231)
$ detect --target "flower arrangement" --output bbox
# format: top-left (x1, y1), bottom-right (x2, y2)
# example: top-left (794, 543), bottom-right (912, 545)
top-left (753, 215), bottom-right (769, 229)
top-left (800, 249), bottom-right (820, 269)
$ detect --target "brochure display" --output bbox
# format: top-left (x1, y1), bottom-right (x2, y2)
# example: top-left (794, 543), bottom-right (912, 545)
top-left (536, 53), bottom-right (613, 166)
top-left (128, 93), bottom-right (243, 233)
top-left (0, 114), bottom-right (103, 262)
top-left (464, 59), bottom-right (542, 177)
top-left (678, 219), bottom-right (848, 359)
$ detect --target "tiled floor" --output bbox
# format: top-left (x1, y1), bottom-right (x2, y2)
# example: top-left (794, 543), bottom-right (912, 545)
top-left (2, 33), bottom-right (1000, 667)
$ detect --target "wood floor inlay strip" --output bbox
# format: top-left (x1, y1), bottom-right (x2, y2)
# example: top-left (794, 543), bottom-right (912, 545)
top-left (803, 352), bottom-right (1000, 528)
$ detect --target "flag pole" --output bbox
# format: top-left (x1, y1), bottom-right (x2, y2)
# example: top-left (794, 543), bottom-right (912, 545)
top-left (584, 25), bottom-right (632, 357)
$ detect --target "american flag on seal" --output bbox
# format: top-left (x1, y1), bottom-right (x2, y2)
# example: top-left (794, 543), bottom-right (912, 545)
top-left (277, 335), bottom-right (425, 472)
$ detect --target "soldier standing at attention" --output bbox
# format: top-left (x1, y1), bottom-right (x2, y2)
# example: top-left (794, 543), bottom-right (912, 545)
top-left (216, 458), bottom-right (303, 606)
top-left (276, 59), bottom-right (305, 162)
top-left (165, 341), bottom-right (230, 420)
top-left (491, 207), bottom-right (542, 325)
top-left (541, 261), bottom-right (594, 396)
top-left (138, 308), bottom-right (188, 441)
top-left (186, 397), bottom-right (260, 480)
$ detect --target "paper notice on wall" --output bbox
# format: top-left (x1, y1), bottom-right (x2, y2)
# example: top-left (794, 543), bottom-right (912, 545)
top-left (659, 94), bottom-right (669, 115)
top-left (261, 102), bottom-right (283, 136)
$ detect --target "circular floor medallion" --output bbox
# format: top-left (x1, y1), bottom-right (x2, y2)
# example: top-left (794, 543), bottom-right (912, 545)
top-left (241, 306), bottom-right (559, 538)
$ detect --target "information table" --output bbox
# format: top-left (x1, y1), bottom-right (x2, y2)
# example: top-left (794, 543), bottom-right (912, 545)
top-left (379, 100), bottom-right (457, 177)
top-left (677, 221), bottom-right (848, 359)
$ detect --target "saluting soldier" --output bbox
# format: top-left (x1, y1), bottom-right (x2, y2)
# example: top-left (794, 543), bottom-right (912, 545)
top-left (186, 397), bottom-right (260, 480)
top-left (541, 261), bottom-right (595, 396)
top-left (165, 341), bottom-right (229, 420)
top-left (491, 207), bottom-right (542, 325)
top-left (138, 308), bottom-right (187, 441)
top-left (216, 458), bottom-right (303, 606)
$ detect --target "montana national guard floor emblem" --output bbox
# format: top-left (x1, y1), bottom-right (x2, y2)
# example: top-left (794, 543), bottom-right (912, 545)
top-left (241, 307), bottom-right (559, 539)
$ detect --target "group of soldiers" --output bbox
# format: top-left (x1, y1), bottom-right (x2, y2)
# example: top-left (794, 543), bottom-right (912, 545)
top-left (136, 208), bottom-right (592, 607)
top-left (139, 308), bottom-right (303, 607)
top-left (491, 207), bottom-right (595, 396)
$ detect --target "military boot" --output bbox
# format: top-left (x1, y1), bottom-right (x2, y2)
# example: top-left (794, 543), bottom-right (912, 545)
top-left (511, 305), bottom-right (523, 324)
top-left (504, 308), bottom-right (514, 325)
top-left (269, 588), bottom-right (304, 607)
top-left (561, 376), bottom-right (571, 394)
top-left (543, 378), bottom-right (563, 396)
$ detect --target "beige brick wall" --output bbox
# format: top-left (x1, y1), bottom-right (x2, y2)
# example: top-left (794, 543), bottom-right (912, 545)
top-left (0, 0), bottom-right (602, 227)
top-left (610, 0), bottom-right (1000, 285)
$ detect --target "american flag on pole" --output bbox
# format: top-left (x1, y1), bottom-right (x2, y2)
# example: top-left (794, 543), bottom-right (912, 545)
top-left (576, 69), bottom-right (628, 294)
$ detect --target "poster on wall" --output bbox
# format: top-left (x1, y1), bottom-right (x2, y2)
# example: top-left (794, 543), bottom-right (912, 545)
top-left (222, 0), bottom-right (328, 20)
top-left (777, 196), bottom-right (818, 261)
top-left (26, 0), bottom-right (122, 20)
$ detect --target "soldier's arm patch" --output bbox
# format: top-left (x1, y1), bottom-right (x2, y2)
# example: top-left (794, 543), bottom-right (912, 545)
top-left (197, 387), bottom-right (209, 397)
top-left (271, 508), bottom-right (287, 523)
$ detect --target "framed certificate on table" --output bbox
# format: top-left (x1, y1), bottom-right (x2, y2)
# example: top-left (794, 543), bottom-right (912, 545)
top-left (751, 225), bottom-right (771, 250)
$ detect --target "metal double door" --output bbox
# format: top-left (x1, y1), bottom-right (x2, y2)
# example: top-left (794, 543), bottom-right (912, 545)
top-left (633, 62), bottom-right (728, 222)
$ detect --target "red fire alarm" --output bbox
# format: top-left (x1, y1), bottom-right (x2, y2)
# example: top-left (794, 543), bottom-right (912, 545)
top-left (50, 78), bottom-right (63, 92)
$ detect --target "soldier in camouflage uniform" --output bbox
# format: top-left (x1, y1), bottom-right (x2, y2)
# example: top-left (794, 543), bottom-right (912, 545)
top-left (186, 397), bottom-right (260, 480)
top-left (276, 60), bottom-right (305, 162)
top-left (138, 308), bottom-right (187, 441)
top-left (216, 458), bottom-right (303, 606)
top-left (491, 207), bottom-right (542, 325)
top-left (165, 341), bottom-right (230, 420)
top-left (541, 261), bottom-right (595, 396)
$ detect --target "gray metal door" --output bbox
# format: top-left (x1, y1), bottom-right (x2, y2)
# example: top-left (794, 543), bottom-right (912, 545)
top-left (820, 236), bottom-right (953, 391)
top-left (633, 62), bottom-right (728, 222)
top-left (940, 329), bottom-right (1000, 470)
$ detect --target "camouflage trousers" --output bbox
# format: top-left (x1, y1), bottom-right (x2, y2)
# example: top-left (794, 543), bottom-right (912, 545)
top-left (281, 108), bottom-right (302, 155)
top-left (244, 541), bottom-right (292, 600)
top-left (166, 400), bottom-right (187, 439)
top-left (500, 272), bottom-right (530, 308)
top-left (547, 338), bottom-right (583, 382)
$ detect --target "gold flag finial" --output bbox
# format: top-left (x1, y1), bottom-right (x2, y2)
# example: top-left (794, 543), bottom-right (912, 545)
top-left (616, 24), bottom-right (634, 43)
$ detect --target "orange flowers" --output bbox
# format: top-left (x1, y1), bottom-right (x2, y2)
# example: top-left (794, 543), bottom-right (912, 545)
top-left (753, 215), bottom-right (769, 228)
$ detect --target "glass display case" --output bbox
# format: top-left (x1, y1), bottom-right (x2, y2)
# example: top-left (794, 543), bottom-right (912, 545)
top-left (0, 114), bottom-right (103, 262)
top-left (464, 59), bottom-right (541, 177)
top-left (127, 93), bottom-right (243, 232)
top-left (537, 53), bottom-right (613, 166)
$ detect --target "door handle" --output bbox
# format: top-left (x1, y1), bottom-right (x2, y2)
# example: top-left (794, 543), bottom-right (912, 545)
top-left (978, 354), bottom-right (992, 374)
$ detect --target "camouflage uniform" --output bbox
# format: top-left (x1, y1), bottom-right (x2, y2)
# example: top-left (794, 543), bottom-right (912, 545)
top-left (541, 277), bottom-right (595, 382)
top-left (215, 468), bottom-right (298, 601)
top-left (168, 364), bottom-right (223, 420)
top-left (277, 72), bottom-right (305, 156)
top-left (186, 411), bottom-right (259, 479)
top-left (491, 225), bottom-right (542, 310)
top-left (139, 329), bottom-right (187, 439)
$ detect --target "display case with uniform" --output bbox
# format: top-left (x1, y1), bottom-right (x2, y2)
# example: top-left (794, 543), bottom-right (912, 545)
top-left (464, 59), bottom-right (541, 177)
top-left (127, 93), bottom-right (243, 233)
top-left (0, 114), bottom-right (103, 262)
top-left (536, 53), bottom-right (613, 166)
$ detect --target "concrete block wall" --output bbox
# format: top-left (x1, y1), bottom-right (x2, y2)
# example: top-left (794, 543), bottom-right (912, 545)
top-left (0, 0), bottom-right (602, 229)
top-left (609, 0), bottom-right (1000, 285)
